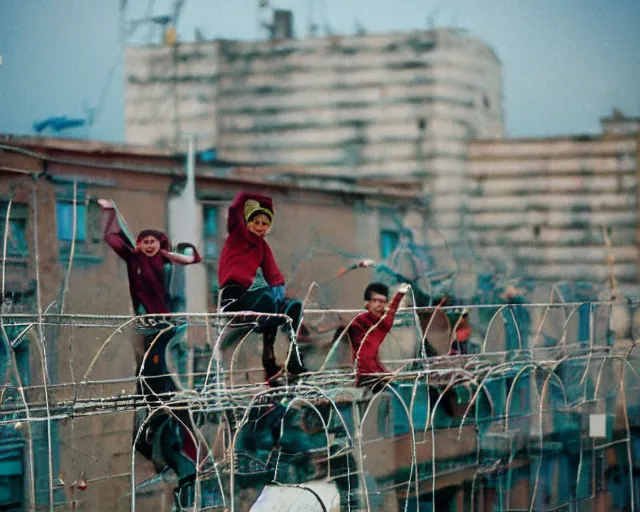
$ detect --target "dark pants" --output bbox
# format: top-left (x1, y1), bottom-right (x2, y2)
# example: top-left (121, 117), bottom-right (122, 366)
top-left (220, 283), bottom-right (304, 377)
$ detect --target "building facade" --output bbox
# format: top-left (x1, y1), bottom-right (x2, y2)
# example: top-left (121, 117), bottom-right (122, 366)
top-left (125, 26), bottom-right (504, 238)
top-left (468, 112), bottom-right (640, 284)
top-left (1, 135), bottom-right (639, 510)
top-left (0, 135), bottom-right (425, 511)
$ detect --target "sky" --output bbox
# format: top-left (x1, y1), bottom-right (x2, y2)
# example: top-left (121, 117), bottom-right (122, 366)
top-left (0, 0), bottom-right (638, 143)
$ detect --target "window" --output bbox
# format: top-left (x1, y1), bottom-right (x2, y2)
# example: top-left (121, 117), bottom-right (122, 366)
top-left (56, 200), bottom-right (86, 242)
top-left (202, 205), bottom-right (218, 259)
top-left (0, 330), bottom-right (30, 387)
top-left (0, 202), bottom-right (28, 257)
top-left (379, 209), bottom-right (402, 260)
top-left (532, 225), bottom-right (541, 238)
top-left (0, 336), bottom-right (7, 387)
top-left (55, 184), bottom-right (103, 262)
top-left (0, 321), bottom-right (30, 511)
top-left (380, 229), bottom-right (400, 259)
top-left (202, 204), bottom-right (220, 309)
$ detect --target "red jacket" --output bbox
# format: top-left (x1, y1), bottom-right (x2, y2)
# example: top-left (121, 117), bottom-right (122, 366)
top-left (103, 209), bottom-right (201, 314)
top-left (218, 192), bottom-right (285, 289)
top-left (347, 291), bottom-right (405, 383)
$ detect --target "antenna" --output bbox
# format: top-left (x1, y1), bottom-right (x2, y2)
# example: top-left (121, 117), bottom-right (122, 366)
top-left (124, 0), bottom-right (184, 45)
top-left (172, 0), bottom-right (185, 29)
top-left (319, 0), bottom-right (334, 36)
top-left (426, 0), bottom-right (444, 29)
top-left (307, 0), bottom-right (319, 37)
top-left (257, 0), bottom-right (274, 40)
top-left (119, 0), bottom-right (128, 43)
top-left (194, 27), bottom-right (206, 42)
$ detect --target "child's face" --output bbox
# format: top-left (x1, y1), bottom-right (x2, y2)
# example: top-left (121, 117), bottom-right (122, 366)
top-left (247, 214), bottom-right (271, 238)
top-left (365, 292), bottom-right (388, 316)
top-left (139, 235), bottom-right (161, 257)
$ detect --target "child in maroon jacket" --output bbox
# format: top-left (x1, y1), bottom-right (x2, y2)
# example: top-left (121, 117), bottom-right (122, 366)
top-left (99, 200), bottom-right (203, 498)
top-left (99, 199), bottom-right (202, 314)
top-left (348, 282), bottom-right (410, 387)
top-left (98, 199), bottom-right (202, 359)
top-left (218, 191), bottom-right (305, 382)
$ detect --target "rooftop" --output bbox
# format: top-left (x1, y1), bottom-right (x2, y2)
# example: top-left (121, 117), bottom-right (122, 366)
top-left (0, 134), bottom-right (423, 200)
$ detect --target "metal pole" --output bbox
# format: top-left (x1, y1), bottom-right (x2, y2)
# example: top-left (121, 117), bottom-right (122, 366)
top-left (185, 135), bottom-right (196, 392)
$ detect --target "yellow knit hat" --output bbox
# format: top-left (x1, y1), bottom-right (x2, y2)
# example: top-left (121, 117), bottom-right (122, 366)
top-left (244, 199), bottom-right (273, 223)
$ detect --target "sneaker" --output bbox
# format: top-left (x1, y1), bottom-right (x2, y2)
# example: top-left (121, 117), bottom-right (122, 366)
top-left (173, 478), bottom-right (195, 510)
top-left (285, 351), bottom-right (306, 376)
top-left (265, 364), bottom-right (285, 388)
top-left (266, 374), bottom-right (285, 388)
top-left (264, 359), bottom-right (283, 380)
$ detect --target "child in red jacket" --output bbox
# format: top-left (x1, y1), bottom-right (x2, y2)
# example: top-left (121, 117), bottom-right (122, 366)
top-left (348, 282), bottom-right (410, 387)
top-left (218, 192), bottom-right (305, 382)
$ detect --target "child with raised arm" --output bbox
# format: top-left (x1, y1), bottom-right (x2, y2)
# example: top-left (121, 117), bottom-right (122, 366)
top-left (98, 199), bottom-right (202, 356)
top-left (99, 199), bottom-right (203, 506)
top-left (348, 282), bottom-right (410, 387)
top-left (217, 191), bottom-right (305, 383)
top-left (99, 199), bottom-right (202, 314)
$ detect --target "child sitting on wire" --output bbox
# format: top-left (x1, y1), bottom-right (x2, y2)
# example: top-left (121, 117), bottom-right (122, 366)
top-left (217, 191), bottom-right (305, 384)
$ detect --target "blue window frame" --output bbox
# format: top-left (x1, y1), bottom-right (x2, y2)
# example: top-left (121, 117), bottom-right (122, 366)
top-left (0, 325), bottom-right (30, 511)
top-left (380, 229), bottom-right (399, 260)
top-left (54, 187), bottom-right (104, 263)
top-left (56, 200), bottom-right (86, 242)
top-left (202, 204), bottom-right (220, 309)
top-left (0, 331), bottom-right (30, 387)
top-left (203, 205), bottom-right (218, 259)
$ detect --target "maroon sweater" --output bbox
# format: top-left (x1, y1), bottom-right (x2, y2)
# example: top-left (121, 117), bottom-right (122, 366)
top-left (217, 192), bottom-right (285, 289)
top-left (347, 291), bottom-right (405, 383)
top-left (102, 209), bottom-right (200, 314)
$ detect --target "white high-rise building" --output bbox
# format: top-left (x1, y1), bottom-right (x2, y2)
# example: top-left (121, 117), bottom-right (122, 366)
top-left (125, 25), bottom-right (504, 237)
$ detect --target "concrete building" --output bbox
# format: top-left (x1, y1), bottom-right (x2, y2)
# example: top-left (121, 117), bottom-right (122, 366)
top-left (0, 134), bottom-right (425, 511)
top-left (0, 136), bottom-right (183, 511)
top-left (125, 25), bottom-right (504, 238)
top-left (601, 109), bottom-right (640, 136)
top-left (467, 110), bottom-right (640, 284)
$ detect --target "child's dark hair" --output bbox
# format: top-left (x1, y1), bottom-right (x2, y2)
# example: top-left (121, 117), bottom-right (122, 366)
top-left (364, 282), bottom-right (389, 301)
top-left (247, 210), bottom-right (271, 223)
top-left (136, 229), bottom-right (169, 251)
top-left (137, 229), bottom-right (164, 242)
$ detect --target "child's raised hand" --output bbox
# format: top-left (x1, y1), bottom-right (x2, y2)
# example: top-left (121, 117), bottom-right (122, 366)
top-left (160, 249), bottom-right (197, 264)
top-left (397, 283), bottom-right (411, 295)
top-left (97, 199), bottom-right (114, 210)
